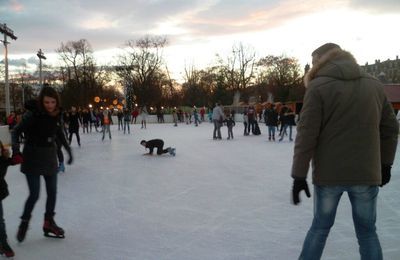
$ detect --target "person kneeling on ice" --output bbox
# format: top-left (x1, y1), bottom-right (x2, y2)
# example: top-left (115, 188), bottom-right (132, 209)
top-left (140, 139), bottom-right (175, 156)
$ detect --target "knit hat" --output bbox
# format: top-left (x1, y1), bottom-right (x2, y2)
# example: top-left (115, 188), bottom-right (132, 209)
top-left (311, 43), bottom-right (341, 57)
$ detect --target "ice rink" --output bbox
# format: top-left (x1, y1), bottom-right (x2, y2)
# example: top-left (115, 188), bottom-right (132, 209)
top-left (3, 122), bottom-right (400, 260)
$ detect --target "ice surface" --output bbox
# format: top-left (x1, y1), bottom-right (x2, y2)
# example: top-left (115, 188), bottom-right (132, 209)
top-left (3, 122), bottom-right (400, 260)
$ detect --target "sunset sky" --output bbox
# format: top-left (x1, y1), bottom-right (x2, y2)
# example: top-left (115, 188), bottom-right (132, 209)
top-left (1, 0), bottom-right (400, 81)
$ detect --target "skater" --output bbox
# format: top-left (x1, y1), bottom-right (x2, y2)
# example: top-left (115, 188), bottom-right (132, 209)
top-left (140, 106), bottom-right (148, 129)
top-left (89, 107), bottom-right (99, 132)
top-left (123, 108), bottom-right (131, 134)
top-left (225, 116), bottom-right (235, 139)
top-left (264, 103), bottom-right (278, 141)
top-left (131, 107), bottom-right (139, 124)
top-left (200, 106), bottom-right (205, 122)
top-left (117, 109), bottom-right (123, 130)
top-left (140, 139), bottom-right (175, 156)
top-left (247, 105), bottom-right (256, 134)
top-left (212, 102), bottom-right (225, 140)
top-left (81, 108), bottom-right (90, 133)
top-left (291, 43), bottom-right (399, 260)
top-left (279, 106), bottom-right (295, 142)
top-left (172, 108), bottom-right (178, 127)
top-left (68, 106), bottom-right (81, 146)
top-left (243, 108), bottom-right (249, 136)
top-left (193, 106), bottom-right (200, 126)
top-left (0, 141), bottom-right (22, 258)
top-left (11, 86), bottom-right (73, 242)
top-left (101, 109), bottom-right (113, 141)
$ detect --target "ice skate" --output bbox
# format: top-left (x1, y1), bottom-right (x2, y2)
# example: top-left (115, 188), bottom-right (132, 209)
top-left (43, 218), bottom-right (65, 239)
top-left (170, 148), bottom-right (176, 156)
top-left (16, 219), bottom-right (29, 242)
top-left (0, 240), bottom-right (14, 258)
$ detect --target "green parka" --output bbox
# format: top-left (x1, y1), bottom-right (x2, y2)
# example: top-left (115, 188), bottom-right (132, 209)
top-left (291, 49), bottom-right (399, 185)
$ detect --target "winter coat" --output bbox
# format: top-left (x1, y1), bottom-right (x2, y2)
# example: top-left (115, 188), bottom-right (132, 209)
top-left (247, 107), bottom-right (256, 121)
top-left (123, 111), bottom-right (131, 121)
top-left (11, 109), bottom-right (70, 176)
top-left (264, 108), bottom-right (278, 126)
top-left (225, 118), bottom-right (235, 128)
top-left (82, 111), bottom-right (91, 124)
top-left (212, 106), bottom-right (225, 121)
top-left (0, 157), bottom-right (14, 201)
top-left (68, 112), bottom-right (80, 132)
top-left (291, 48), bottom-right (399, 185)
top-left (145, 139), bottom-right (164, 154)
top-left (100, 111), bottom-right (113, 126)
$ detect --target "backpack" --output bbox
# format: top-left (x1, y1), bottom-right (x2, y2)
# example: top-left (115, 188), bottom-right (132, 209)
top-left (253, 121), bottom-right (261, 135)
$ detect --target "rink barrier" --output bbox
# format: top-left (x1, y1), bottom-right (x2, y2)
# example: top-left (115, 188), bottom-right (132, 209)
top-left (112, 114), bottom-right (247, 124)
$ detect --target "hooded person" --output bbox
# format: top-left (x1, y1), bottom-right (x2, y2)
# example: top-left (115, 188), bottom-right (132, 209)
top-left (290, 43), bottom-right (398, 259)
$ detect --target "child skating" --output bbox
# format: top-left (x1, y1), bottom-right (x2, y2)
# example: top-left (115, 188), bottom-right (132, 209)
top-left (225, 116), bottom-right (235, 139)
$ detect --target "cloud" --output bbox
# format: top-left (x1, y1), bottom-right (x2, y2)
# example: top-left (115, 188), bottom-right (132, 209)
top-left (0, 56), bottom-right (37, 67)
top-left (348, 0), bottom-right (400, 13)
top-left (2, 0), bottom-right (399, 58)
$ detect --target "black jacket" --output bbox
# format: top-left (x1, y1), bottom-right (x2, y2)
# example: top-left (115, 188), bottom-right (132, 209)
top-left (145, 139), bottom-right (164, 154)
top-left (264, 108), bottom-right (278, 126)
top-left (12, 109), bottom-right (70, 176)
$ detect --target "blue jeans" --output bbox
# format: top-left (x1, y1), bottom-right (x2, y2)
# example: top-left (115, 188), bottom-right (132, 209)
top-left (279, 124), bottom-right (292, 141)
top-left (213, 120), bottom-right (222, 139)
top-left (21, 174), bottom-right (58, 220)
top-left (123, 120), bottom-right (130, 134)
top-left (299, 185), bottom-right (382, 260)
top-left (267, 126), bottom-right (275, 138)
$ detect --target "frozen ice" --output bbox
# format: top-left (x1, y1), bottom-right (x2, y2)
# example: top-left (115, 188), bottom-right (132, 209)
top-left (3, 122), bottom-right (400, 259)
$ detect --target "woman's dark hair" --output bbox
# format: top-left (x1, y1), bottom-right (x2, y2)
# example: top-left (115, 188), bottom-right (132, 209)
top-left (38, 86), bottom-right (61, 112)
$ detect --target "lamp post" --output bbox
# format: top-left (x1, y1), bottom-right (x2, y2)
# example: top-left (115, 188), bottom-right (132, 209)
top-left (37, 49), bottom-right (46, 87)
top-left (0, 23), bottom-right (17, 116)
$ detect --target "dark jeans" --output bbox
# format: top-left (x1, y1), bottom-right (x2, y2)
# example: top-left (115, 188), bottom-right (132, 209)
top-left (156, 145), bottom-right (169, 155)
top-left (69, 130), bottom-right (81, 145)
top-left (213, 120), bottom-right (222, 139)
top-left (123, 120), bottom-right (130, 134)
top-left (21, 173), bottom-right (58, 220)
top-left (227, 127), bottom-right (234, 139)
top-left (247, 119), bottom-right (255, 134)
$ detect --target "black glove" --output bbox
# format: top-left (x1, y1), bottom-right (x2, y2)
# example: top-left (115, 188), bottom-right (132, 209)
top-left (380, 164), bottom-right (391, 187)
top-left (292, 178), bottom-right (311, 205)
top-left (66, 148), bottom-right (73, 165)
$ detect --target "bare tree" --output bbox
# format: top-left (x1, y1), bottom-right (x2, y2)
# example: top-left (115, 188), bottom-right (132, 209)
top-left (116, 35), bottom-right (168, 107)
top-left (56, 39), bottom-right (113, 108)
top-left (218, 43), bottom-right (256, 90)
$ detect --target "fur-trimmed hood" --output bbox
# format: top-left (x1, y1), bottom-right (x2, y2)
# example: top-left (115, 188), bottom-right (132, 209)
top-left (304, 48), bottom-right (361, 87)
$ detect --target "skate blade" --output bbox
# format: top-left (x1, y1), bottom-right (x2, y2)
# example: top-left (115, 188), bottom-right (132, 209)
top-left (0, 251), bottom-right (15, 258)
top-left (44, 233), bottom-right (65, 239)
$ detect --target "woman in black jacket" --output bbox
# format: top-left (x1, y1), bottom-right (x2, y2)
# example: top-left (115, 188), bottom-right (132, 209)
top-left (11, 86), bottom-right (73, 242)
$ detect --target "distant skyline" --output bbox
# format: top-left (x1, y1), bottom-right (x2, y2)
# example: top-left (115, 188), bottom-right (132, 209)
top-left (1, 0), bottom-right (400, 81)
